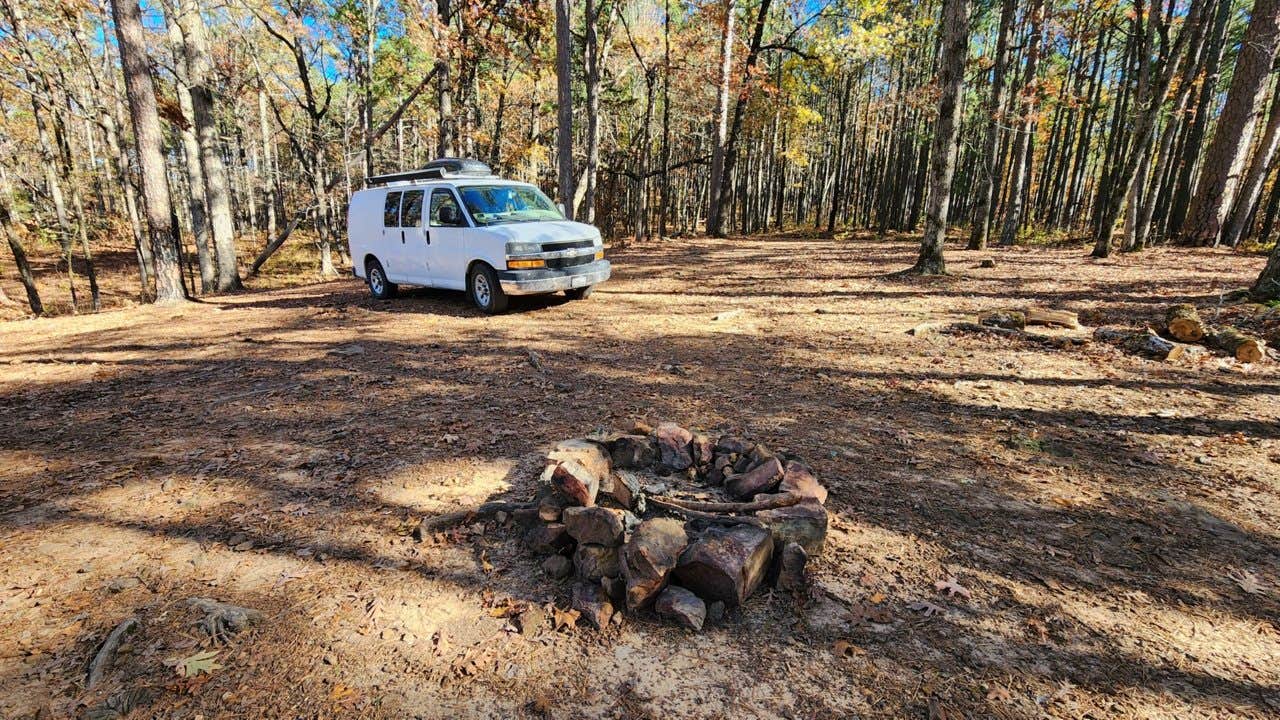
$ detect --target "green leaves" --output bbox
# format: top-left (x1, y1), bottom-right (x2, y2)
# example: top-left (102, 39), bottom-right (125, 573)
top-left (175, 650), bottom-right (223, 677)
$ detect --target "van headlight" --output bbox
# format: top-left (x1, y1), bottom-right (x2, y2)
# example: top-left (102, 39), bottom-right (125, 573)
top-left (506, 241), bottom-right (541, 256)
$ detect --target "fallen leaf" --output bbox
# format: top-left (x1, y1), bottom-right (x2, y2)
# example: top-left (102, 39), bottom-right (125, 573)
top-left (986, 686), bottom-right (1012, 703)
top-left (934, 577), bottom-right (972, 600)
top-left (833, 639), bottom-right (862, 658)
top-left (1228, 568), bottom-right (1266, 595)
top-left (175, 650), bottom-right (222, 677)
top-left (551, 606), bottom-right (580, 631)
top-left (329, 684), bottom-right (359, 703)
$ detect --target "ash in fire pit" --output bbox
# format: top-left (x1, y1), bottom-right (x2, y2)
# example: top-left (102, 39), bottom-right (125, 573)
top-left (530, 422), bottom-right (830, 631)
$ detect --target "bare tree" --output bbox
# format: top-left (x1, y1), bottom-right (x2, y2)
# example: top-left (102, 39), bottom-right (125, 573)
top-left (554, 0), bottom-right (574, 219)
top-left (707, 0), bottom-right (735, 235)
top-left (110, 0), bottom-right (186, 303)
top-left (913, 0), bottom-right (972, 275)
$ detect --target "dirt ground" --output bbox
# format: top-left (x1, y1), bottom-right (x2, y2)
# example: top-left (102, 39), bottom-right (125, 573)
top-left (1, 233), bottom-right (1278, 719)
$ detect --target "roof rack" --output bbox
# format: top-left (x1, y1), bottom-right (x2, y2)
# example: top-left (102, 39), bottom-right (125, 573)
top-left (366, 158), bottom-right (494, 187)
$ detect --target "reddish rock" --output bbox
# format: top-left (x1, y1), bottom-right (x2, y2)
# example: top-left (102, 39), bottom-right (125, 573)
top-left (655, 423), bottom-right (694, 471)
top-left (673, 525), bottom-right (773, 605)
top-left (724, 456), bottom-right (784, 500)
top-left (601, 575), bottom-right (626, 605)
top-left (654, 586), bottom-right (706, 631)
top-left (526, 523), bottom-right (572, 555)
top-left (778, 461), bottom-right (828, 505)
top-left (715, 435), bottom-right (754, 456)
top-left (621, 517), bottom-right (688, 609)
top-left (547, 439), bottom-right (612, 481)
top-left (547, 459), bottom-right (599, 507)
top-left (605, 470), bottom-right (641, 510)
top-left (537, 491), bottom-right (570, 522)
top-left (707, 455), bottom-right (734, 486)
top-left (775, 541), bottom-right (808, 590)
top-left (611, 435), bottom-right (657, 469)
top-left (574, 543), bottom-right (621, 581)
top-left (571, 582), bottom-right (614, 630)
top-left (691, 433), bottom-right (714, 467)
top-left (756, 500), bottom-right (828, 555)
top-left (562, 506), bottom-right (626, 546)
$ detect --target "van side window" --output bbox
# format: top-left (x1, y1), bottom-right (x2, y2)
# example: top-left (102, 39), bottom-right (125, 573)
top-left (430, 189), bottom-right (466, 227)
top-left (400, 190), bottom-right (424, 227)
top-left (383, 192), bottom-right (402, 227)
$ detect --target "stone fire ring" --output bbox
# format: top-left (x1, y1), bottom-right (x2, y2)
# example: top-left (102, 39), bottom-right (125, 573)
top-left (528, 421), bottom-right (830, 631)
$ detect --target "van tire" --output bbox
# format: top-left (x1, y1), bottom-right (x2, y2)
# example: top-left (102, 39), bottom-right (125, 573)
top-left (564, 286), bottom-right (594, 301)
top-left (468, 263), bottom-right (508, 314)
top-left (366, 258), bottom-right (397, 299)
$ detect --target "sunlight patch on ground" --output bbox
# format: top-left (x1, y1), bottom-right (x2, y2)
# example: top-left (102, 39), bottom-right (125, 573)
top-left (369, 457), bottom-right (518, 513)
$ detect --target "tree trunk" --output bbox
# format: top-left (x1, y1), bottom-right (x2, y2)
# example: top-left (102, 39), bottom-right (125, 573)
top-left (1254, 238), bottom-right (1280, 301)
top-left (175, 0), bottom-right (241, 291)
top-left (110, 0), bottom-right (186, 303)
top-left (554, 0), bottom-right (575, 219)
top-left (709, 0), bottom-right (772, 238)
top-left (998, 0), bottom-right (1045, 247)
top-left (1181, 0), bottom-right (1280, 247)
top-left (166, 10), bottom-right (215, 293)
top-left (913, 0), bottom-right (971, 275)
top-left (707, 0), bottom-right (735, 235)
top-left (0, 171), bottom-right (42, 315)
top-left (1223, 81), bottom-right (1280, 248)
top-left (966, 0), bottom-right (1015, 250)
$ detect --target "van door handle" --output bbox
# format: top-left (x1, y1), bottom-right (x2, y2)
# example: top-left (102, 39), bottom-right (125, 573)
top-left (424, 231), bottom-right (431, 245)
top-left (400, 230), bottom-right (405, 244)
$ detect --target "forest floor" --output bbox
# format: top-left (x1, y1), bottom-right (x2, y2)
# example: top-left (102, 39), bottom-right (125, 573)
top-left (1, 232), bottom-right (1279, 719)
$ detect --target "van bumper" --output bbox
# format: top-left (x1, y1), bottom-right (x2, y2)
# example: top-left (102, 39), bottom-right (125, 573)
top-left (498, 260), bottom-right (611, 295)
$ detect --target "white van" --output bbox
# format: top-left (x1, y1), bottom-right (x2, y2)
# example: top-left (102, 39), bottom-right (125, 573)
top-left (347, 158), bottom-right (610, 313)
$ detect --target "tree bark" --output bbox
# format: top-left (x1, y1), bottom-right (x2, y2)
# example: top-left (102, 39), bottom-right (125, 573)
top-left (1223, 81), bottom-right (1280, 248)
top-left (709, 0), bottom-right (772, 238)
top-left (913, 0), bottom-right (971, 275)
top-left (554, 0), bottom-right (575, 219)
top-left (1254, 238), bottom-right (1280, 301)
top-left (1181, 0), bottom-right (1280, 247)
top-left (966, 0), bottom-right (1015, 250)
top-left (707, 0), bottom-right (735, 235)
top-left (110, 0), bottom-right (186, 303)
top-left (998, 0), bottom-right (1045, 247)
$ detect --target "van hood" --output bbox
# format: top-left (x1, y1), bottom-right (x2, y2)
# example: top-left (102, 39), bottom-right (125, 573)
top-left (478, 220), bottom-right (601, 244)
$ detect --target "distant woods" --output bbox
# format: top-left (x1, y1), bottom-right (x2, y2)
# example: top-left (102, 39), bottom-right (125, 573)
top-left (2, 0), bottom-right (1280, 316)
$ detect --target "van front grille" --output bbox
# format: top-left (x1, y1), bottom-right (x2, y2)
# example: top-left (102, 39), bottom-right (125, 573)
top-left (541, 239), bottom-right (594, 252)
top-left (547, 254), bottom-right (595, 270)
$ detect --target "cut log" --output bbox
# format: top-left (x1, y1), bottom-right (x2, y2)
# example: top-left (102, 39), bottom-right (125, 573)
top-left (978, 309), bottom-right (1025, 330)
top-left (1024, 307), bottom-right (1081, 329)
top-left (1092, 327), bottom-right (1195, 361)
top-left (1165, 303), bottom-right (1206, 342)
top-left (1209, 326), bottom-right (1267, 363)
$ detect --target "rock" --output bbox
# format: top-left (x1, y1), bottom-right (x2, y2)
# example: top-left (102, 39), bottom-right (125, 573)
top-left (757, 500), bottom-right (828, 555)
top-left (515, 605), bottom-right (547, 635)
top-left (106, 577), bottom-right (140, 593)
top-left (716, 435), bottom-right (754, 456)
top-left (724, 456), bottom-right (784, 500)
top-left (547, 439), bottom-right (612, 480)
top-left (748, 443), bottom-right (776, 467)
top-left (574, 543), bottom-right (621, 581)
top-left (691, 433), bottom-right (714, 467)
top-left (654, 586), bottom-right (706, 631)
top-left (706, 600), bottom-right (726, 625)
top-left (979, 258), bottom-right (997, 268)
top-left (546, 459), bottom-right (599, 507)
top-left (189, 598), bottom-right (262, 642)
top-left (526, 523), bottom-right (572, 555)
top-left (778, 461), bottom-right (828, 504)
top-left (630, 420), bottom-right (655, 435)
top-left (600, 575), bottom-right (626, 605)
top-left (86, 617), bottom-right (140, 689)
top-left (655, 423), bottom-right (694, 471)
top-left (542, 554), bottom-right (572, 580)
top-left (606, 470), bottom-right (642, 510)
top-left (611, 434), bottom-right (658, 469)
top-left (673, 525), bottom-right (773, 605)
top-left (571, 582), bottom-right (614, 630)
top-left (562, 507), bottom-right (626, 546)
top-left (776, 542), bottom-right (808, 590)
top-left (621, 517), bottom-right (689, 609)
top-left (536, 490), bottom-right (570, 522)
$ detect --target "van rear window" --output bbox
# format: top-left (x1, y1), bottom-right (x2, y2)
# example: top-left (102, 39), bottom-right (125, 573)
top-left (401, 190), bottom-right (424, 227)
top-left (383, 192), bottom-right (402, 227)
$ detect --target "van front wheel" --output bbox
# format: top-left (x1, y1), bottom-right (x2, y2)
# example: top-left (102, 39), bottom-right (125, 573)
top-left (366, 258), bottom-right (397, 299)
top-left (468, 264), bottom-right (509, 314)
top-left (564, 286), bottom-right (594, 301)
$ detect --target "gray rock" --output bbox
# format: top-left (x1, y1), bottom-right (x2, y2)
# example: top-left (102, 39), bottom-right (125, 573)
top-left (526, 522), bottom-right (572, 555)
top-left (562, 506), bottom-right (626, 546)
top-left (542, 554), bottom-right (572, 580)
top-left (706, 600), bottom-right (726, 625)
top-left (654, 586), bottom-right (706, 631)
top-left (775, 541), bottom-right (808, 590)
top-left (515, 605), bottom-right (547, 635)
top-left (757, 500), bottom-right (828, 555)
top-left (611, 434), bottom-right (658, 469)
top-left (778, 461), bottom-right (828, 504)
top-left (716, 435), bottom-right (754, 455)
top-left (571, 582), bottom-right (614, 629)
top-left (600, 575), bottom-right (626, 605)
top-left (574, 543), bottom-right (621, 581)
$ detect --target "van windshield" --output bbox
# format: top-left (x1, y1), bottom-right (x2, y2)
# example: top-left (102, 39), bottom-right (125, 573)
top-left (457, 184), bottom-right (563, 226)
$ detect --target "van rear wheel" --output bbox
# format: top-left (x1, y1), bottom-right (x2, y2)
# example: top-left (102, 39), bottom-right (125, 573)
top-left (366, 258), bottom-right (397, 299)
top-left (468, 263), bottom-right (509, 314)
